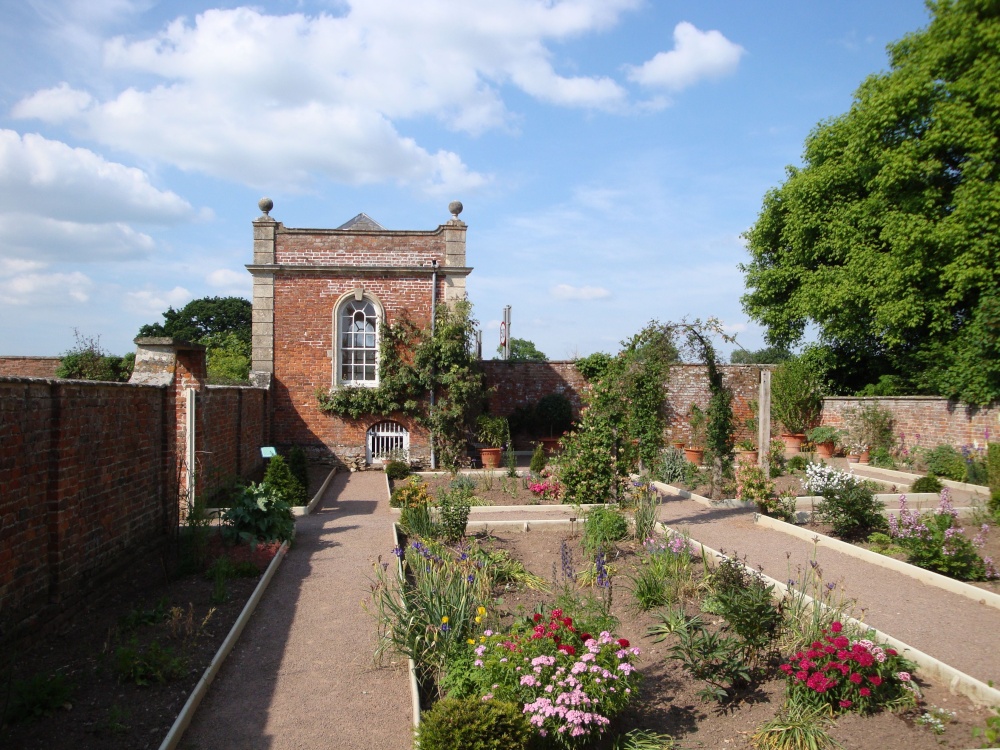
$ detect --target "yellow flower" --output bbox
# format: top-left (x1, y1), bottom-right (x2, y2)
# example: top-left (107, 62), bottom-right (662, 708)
top-left (467, 639), bottom-right (475, 645)
top-left (477, 606), bottom-right (486, 615)
top-left (475, 616), bottom-right (482, 624)
top-left (480, 636), bottom-right (486, 642)
top-left (441, 616), bottom-right (449, 624)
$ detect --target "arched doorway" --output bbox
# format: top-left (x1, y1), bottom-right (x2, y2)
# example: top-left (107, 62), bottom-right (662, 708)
top-left (366, 420), bottom-right (409, 464)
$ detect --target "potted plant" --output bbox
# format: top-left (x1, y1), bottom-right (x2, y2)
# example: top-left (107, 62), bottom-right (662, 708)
top-left (535, 393), bottom-right (573, 455)
top-left (684, 404), bottom-right (707, 465)
top-left (771, 356), bottom-right (824, 454)
top-left (806, 425), bottom-right (843, 459)
top-left (476, 414), bottom-right (509, 469)
top-left (735, 437), bottom-right (758, 464)
top-left (843, 404), bottom-right (893, 464)
top-left (844, 436), bottom-right (869, 463)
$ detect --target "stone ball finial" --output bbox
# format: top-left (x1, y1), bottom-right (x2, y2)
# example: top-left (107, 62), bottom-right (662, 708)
top-left (448, 200), bottom-right (463, 218)
top-left (258, 197), bottom-right (274, 216)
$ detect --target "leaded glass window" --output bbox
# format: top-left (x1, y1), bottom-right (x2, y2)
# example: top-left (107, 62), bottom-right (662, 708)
top-left (339, 299), bottom-right (378, 386)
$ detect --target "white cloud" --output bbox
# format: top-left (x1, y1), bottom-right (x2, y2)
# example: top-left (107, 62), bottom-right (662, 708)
top-left (551, 283), bottom-right (611, 300)
top-left (10, 1), bottom-right (701, 194)
top-left (627, 22), bottom-right (744, 91)
top-left (0, 269), bottom-right (93, 305)
top-left (123, 286), bottom-right (192, 316)
top-left (0, 213), bottom-right (155, 262)
top-left (206, 268), bottom-right (250, 297)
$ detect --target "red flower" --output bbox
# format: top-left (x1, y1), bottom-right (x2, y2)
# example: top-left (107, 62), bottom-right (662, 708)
top-left (551, 609), bottom-right (563, 618)
top-left (839, 700), bottom-right (853, 708)
top-left (558, 644), bottom-right (576, 656)
top-left (533, 613), bottom-right (543, 623)
top-left (868, 675), bottom-right (882, 686)
top-left (780, 664), bottom-right (793, 674)
top-left (580, 633), bottom-right (592, 642)
top-left (795, 670), bottom-right (808, 681)
top-left (855, 653), bottom-right (874, 667)
top-left (849, 673), bottom-right (863, 684)
top-left (859, 687), bottom-right (871, 696)
top-left (830, 621), bottom-right (843, 633)
top-left (833, 636), bottom-right (849, 648)
top-left (562, 617), bottom-right (573, 627)
top-left (617, 638), bottom-right (630, 648)
top-left (886, 648), bottom-right (898, 656)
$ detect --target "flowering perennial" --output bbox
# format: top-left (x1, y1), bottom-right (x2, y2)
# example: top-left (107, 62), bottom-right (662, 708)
top-left (469, 609), bottom-right (640, 747)
top-left (801, 464), bottom-right (855, 495)
top-left (779, 622), bottom-right (917, 714)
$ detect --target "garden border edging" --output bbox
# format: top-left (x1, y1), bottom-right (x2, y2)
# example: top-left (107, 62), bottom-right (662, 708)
top-left (158, 539), bottom-right (290, 750)
top-left (656, 521), bottom-right (1000, 710)
top-left (753, 513), bottom-right (1000, 611)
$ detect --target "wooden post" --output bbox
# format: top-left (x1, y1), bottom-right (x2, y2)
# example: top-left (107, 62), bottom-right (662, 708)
top-left (758, 369), bottom-right (771, 473)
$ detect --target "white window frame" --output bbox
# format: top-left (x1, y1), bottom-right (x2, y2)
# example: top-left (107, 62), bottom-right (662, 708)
top-left (333, 291), bottom-right (383, 388)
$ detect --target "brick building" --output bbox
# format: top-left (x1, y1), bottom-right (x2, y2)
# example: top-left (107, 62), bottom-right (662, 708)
top-left (248, 198), bottom-right (471, 466)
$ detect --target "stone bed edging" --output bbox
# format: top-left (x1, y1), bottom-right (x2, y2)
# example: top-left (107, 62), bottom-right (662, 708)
top-left (656, 521), bottom-right (1000, 711)
top-left (851, 464), bottom-right (991, 496)
top-left (753, 513), bottom-right (1000, 612)
top-left (158, 539), bottom-right (290, 750)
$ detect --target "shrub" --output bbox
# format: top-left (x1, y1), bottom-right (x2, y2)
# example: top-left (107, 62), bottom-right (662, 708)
top-left (779, 622), bottom-right (918, 715)
top-left (114, 638), bottom-right (186, 686)
top-left (656, 446), bottom-right (688, 484)
top-left (263, 455), bottom-right (307, 506)
top-left (529, 443), bottom-right (547, 474)
top-left (910, 475), bottom-right (943, 493)
top-left (735, 463), bottom-right (775, 511)
top-left (415, 697), bottom-right (532, 750)
top-left (390, 477), bottom-right (430, 508)
top-left (990, 443), bottom-right (1000, 515)
top-left (583, 505), bottom-right (629, 555)
top-left (771, 356), bottom-right (824, 434)
top-left (869, 446), bottom-right (895, 469)
top-left (287, 446), bottom-right (309, 490)
top-left (925, 444), bottom-right (967, 482)
top-left (437, 486), bottom-right (472, 542)
top-left (535, 392), bottom-right (574, 436)
top-left (384, 459), bottom-right (410, 480)
top-left (843, 403), bottom-right (895, 453)
top-left (888, 493), bottom-right (997, 581)
top-left (221, 482), bottom-right (295, 543)
top-left (786, 454), bottom-right (809, 473)
top-left (815, 480), bottom-right (887, 540)
top-left (2, 673), bottom-right (74, 724)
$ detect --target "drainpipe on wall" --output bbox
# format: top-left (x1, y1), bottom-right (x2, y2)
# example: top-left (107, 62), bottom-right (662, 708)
top-left (429, 259), bottom-right (438, 470)
top-left (185, 387), bottom-right (196, 509)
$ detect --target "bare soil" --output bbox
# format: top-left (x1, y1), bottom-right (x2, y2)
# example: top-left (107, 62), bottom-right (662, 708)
top-left (0, 466), bottom-right (327, 750)
top-left (476, 526), bottom-right (996, 749)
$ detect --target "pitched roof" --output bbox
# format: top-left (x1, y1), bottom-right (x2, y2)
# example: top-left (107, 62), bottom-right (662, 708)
top-left (337, 213), bottom-right (386, 231)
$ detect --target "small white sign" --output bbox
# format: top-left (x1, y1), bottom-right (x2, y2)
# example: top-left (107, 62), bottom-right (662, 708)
top-left (261, 447), bottom-right (277, 458)
top-left (499, 321), bottom-right (507, 346)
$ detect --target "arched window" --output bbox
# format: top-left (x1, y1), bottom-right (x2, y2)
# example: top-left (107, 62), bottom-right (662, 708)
top-left (337, 296), bottom-right (379, 386)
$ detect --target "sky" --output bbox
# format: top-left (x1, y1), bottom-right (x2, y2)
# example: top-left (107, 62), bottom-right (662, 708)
top-left (0, 0), bottom-right (935, 361)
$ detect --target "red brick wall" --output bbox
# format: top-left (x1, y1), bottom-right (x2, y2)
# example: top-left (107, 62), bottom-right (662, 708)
top-left (0, 356), bottom-right (62, 378)
top-left (481, 361), bottom-right (764, 445)
top-left (0, 366), bottom-right (271, 634)
top-left (276, 230), bottom-right (447, 266)
top-left (270, 271), bottom-right (442, 463)
top-left (821, 397), bottom-right (998, 452)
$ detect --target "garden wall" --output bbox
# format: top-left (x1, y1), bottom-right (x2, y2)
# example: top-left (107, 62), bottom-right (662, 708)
top-left (821, 396), bottom-right (998, 453)
top-left (481, 361), bottom-right (765, 445)
top-left (0, 343), bottom-right (270, 637)
top-left (0, 356), bottom-right (61, 378)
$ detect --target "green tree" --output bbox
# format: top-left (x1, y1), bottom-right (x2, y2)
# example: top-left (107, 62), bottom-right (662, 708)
top-left (729, 346), bottom-right (792, 365)
top-left (741, 0), bottom-right (1000, 405)
top-left (56, 330), bottom-right (134, 382)
top-left (202, 331), bottom-right (251, 384)
top-left (138, 296), bottom-right (251, 345)
top-left (497, 337), bottom-right (547, 361)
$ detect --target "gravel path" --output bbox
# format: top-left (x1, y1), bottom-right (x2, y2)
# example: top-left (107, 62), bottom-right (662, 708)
top-left (657, 497), bottom-right (1000, 687)
top-left (181, 470), bottom-right (411, 750)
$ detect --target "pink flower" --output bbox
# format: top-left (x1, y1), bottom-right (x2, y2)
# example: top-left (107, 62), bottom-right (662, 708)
top-left (830, 621), bottom-right (843, 633)
top-left (859, 687), bottom-right (871, 696)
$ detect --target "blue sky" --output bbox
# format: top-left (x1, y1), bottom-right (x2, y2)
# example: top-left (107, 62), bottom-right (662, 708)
top-left (0, 0), bottom-right (933, 360)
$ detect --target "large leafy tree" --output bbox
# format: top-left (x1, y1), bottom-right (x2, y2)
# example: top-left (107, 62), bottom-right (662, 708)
top-left (138, 296), bottom-right (252, 345)
top-left (497, 337), bottom-right (547, 361)
top-left (741, 0), bottom-right (1000, 405)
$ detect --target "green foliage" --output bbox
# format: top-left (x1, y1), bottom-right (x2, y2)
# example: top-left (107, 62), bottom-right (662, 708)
top-left (868, 446), bottom-right (895, 469)
top-left (730, 346), bottom-right (793, 365)
top-left (656, 447), bottom-right (690, 484)
top-left (2, 672), bottom-right (74, 724)
top-left (220, 482), bottom-right (295, 543)
top-left (706, 559), bottom-right (783, 665)
top-left (415, 697), bottom-right (532, 750)
top-left (657, 611), bottom-right (753, 703)
top-left (497, 336), bottom-right (547, 362)
top-left (771, 356), bottom-right (824, 434)
top-left (287, 446), bottom-right (309, 490)
top-left (631, 484), bottom-right (660, 543)
top-left (56, 330), bottom-right (134, 382)
top-left (384, 459), bottom-right (410, 480)
top-left (910, 475), bottom-right (943, 493)
top-left (815, 478), bottom-right (887, 540)
top-left (924, 444), bottom-right (968, 481)
top-left (741, 1), bottom-right (1000, 404)
top-left (989, 443), bottom-right (1000, 514)
top-left (891, 495), bottom-right (992, 580)
top-left (786, 455), bottom-right (809, 473)
top-left (750, 701), bottom-right (841, 750)
top-left (476, 414), bottom-right (510, 448)
top-left (574, 351), bottom-right (614, 381)
top-left (119, 597), bottom-right (170, 631)
top-left (583, 505), bottom-right (629, 556)
top-left (972, 706), bottom-right (1000, 748)
top-left (613, 729), bottom-right (679, 750)
top-left (735, 462), bottom-right (775, 510)
top-left (138, 295), bottom-right (251, 344)
top-left (437, 485), bottom-right (472, 542)
top-left (535, 392), bottom-right (574, 435)
top-left (529, 443), bottom-right (547, 474)
top-left (843, 404), bottom-right (895, 453)
top-left (390, 476), bottom-right (431, 508)
top-left (263, 454), bottom-right (308, 506)
top-left (627, 535), bottom-right (696, 612)
top-left (202, 330), bottom-right (250, 383)
top-left (400, 502), bottom-right (437, 538)
top-left (114, 637), bottom-right (186, 686)
top-left (805, 426), bottom-right (842, 446)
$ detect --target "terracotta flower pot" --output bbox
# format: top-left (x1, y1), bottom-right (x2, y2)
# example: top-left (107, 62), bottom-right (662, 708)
top-left (846, 454), bottom-right (860, 464)
top-left (815, 441), bottom-right (836, 459)
top-left (540, 437), bottom-right (562, 455)
top-left (780, 433), bottom-right (806, 454)
top-left (671, 441), bottom-right (685, 450)
top-left (738, 450), bottom-right (759, 464)
top-left (858, 450), bottom-right (870, 464)
top-left (479, 447), bottom-right (503, 469)
top-left (683, 447), bottom-right (704, 465)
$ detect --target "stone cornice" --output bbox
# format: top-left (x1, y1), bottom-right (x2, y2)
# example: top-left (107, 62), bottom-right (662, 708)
top-left (245, 264), bottom-right (473, 277)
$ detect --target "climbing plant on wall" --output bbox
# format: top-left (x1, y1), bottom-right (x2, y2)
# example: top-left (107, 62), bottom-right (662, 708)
top-left (317, 300), bottom-right (485, 470)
